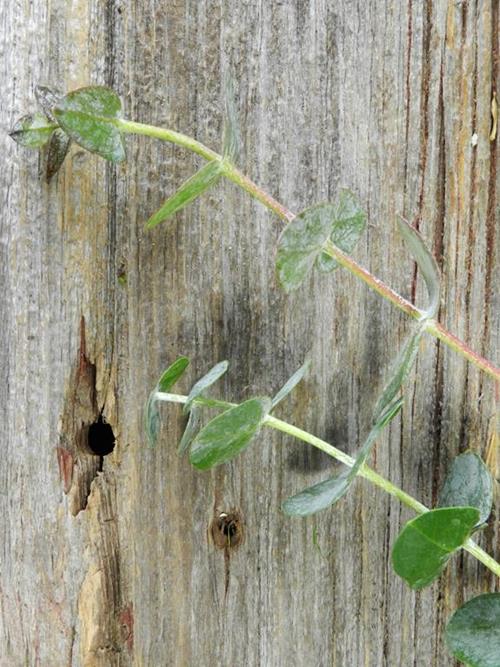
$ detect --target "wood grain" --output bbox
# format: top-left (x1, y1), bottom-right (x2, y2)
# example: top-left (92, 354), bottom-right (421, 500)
top-left (1, 1), bottom-right (498, 665)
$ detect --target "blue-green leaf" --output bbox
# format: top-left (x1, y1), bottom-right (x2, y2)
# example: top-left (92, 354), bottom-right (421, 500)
top-left (189, 397), bottom-right (271, 470)
top-left (54, 86), bottom-right (125, 163)
top-left (222, 74), bottom-right (241, 163)
top-left (183, 360), bottom-right (229, 414)
top-left (316, 190), bottom-right (366, 272)
top-left (145, 356), bottom-right (190, 447)
top-left (446, 593), bottom-right (500, 667)
top-left (146, 160), bottom-right (223, 229)
top-left (178, 406), bottom-right (202, 454)
top-left (397, 218), bottom-right (441, 317)
top-left (46, 129), bottom-right (71, 181)
top-left (157, 357), bottom-right (190, 392)
top-left (283, 398), bottom-right (402, 516)
top-left (438, 452), bottom-right (493, 526)
top-left (9, 113), bottom-right (55, 148)
top-left (391, 507), bottom-right (479, 589)
top-left (271, 359), bottom-right (311, 408)
top-left (373, 325), bottom-right (424, 420)
top-left (276, 203), bottom-right (336, 292)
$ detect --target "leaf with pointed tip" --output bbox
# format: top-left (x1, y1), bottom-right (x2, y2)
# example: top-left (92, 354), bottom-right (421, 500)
top-left (222, 74), bottom-right (241, 163)
top-left (438, 452), bottom-right (493, 526)
top-left (189, 397), bottom-right (271, 470)
top-left (144, 356), bottom-right (190, 447)
top-left (183, 360), bottom-right (229, 414)
top-left (391, 507), bottom-right (479, 589)
top-left (9, 113), bottom-right (55, 148)
top-left (157, 357), bottom-right (190, 392)
top-left (446, 593), bottom-right (500, 667)
top-left (316, 190), bottom-right (366, 272)
top-left (146, 160), bottom-right (223, 229)
top-left (397, 218), bottom-right (441, 317)
top-left (46, 129), bottom-right (71, 181)
top-left (178, 406), bottom-right (203, 454)
top-left (35, 85), bottom-right (64, 122)
top-left (271, 359), bottom-right (311, 408)
top-left (276, 203), bottom-right (336, 292)
top-left (54, 86), bottom-right (126, 163)
top-left (373, 325), bottom-right (424, 420)
top-left (283, 398), bottom-right (403, 516)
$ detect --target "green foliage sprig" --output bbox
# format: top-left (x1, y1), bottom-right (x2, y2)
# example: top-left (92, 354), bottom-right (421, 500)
top-left (11, 85), bottom-right (499, 666)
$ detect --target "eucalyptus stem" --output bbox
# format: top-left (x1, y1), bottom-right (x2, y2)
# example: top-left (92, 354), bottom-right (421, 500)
top-left (118, 117), bottom-right (500, 383)
top-left (117, 119), bottom-right (220, 162)
top-left (157, 391), bottom-right (500, 579)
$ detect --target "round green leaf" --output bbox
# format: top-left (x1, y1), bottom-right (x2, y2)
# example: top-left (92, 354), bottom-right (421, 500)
top-left (438, 452), bottom-right (493, 526)
top-left (446, 594), bottom-right (500, 667)
top-left (189, 397), bottom-right (271, 470)
top-left (276, 203), bottom-right (336, 292)
top-left (392, 507), bottom-right (480, 589)
top-left (9, 113), bottom-right (55, 148)
top-left (316, 189), bottom-right (366, 272)
top-left (54, 86), bottom-right (125, 163)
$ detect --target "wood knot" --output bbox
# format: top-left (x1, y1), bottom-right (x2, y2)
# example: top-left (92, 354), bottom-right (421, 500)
top-left (210, 509), bottom-right (244, 550)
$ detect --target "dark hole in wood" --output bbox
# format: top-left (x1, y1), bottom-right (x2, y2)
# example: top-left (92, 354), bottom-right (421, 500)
top-left (87, 415), bottom-right (115, 456)
top-left (210, 510), bottom-right (244, 550)
top-left (223, 521), bottom-right (237, 539)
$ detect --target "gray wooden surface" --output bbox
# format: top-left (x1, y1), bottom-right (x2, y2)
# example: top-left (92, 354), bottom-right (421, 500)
top-left (1, 1), bottom-right (498, 665)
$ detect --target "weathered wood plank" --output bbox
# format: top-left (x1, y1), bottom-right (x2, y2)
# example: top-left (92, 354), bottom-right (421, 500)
top-left (1, 1), bottom-right (497, 666)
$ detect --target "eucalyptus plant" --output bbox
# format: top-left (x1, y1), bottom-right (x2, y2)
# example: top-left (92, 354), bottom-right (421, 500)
top-left (10, 84), bottom-right (500, 667)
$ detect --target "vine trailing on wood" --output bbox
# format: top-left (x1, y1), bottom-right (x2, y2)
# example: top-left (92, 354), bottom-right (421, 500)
top-left (10, 84), bottom-right (499, 666)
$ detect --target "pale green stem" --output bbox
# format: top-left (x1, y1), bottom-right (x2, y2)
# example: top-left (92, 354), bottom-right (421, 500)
top-left (118, 117), bottom-right (500, 382)
top-left (156, 391), bottom-right (500, 578)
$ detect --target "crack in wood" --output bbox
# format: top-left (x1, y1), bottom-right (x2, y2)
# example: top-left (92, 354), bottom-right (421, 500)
top-left (58, 317), bottom-right (102, 515)
top-left (78, 472), bottom-right (123, 667)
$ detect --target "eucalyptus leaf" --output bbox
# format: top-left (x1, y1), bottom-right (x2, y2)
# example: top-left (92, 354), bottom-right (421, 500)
top-left (9, 113), bottom-right (55, 148)
top-left (35, 85), bottom-right (64, 122)
top-left (438, 452), bottom-right (493, 526)
top-left (222, 74), bottom-right (241, 163)
top-left (373, 325), bottom-right (424, 420)
top-left (271, 359), bottom-right (311, 408)
top-left (46, 129), bottom-right (71, 181)
top-left (157, 357), bottom-right (190, 392)
top-left (53, 86), bottom-right (126, 163)
top-left (178, 406), bottom-right (203, 454)
top-left (146, 160), bottom-right (223, 229)
top-left (283, 397), bottom-right (403, 516)
top-left (397, 218), bottom-right (441, 317)
top-left (316, 189), bottom-right (366, 272)
top-left (391, 507), bottom-right (479, 589)
top-left (145, 356), bottom-right (190, 447)
top-left (183, 360), bottom-right (229, 414)
top-left (189, 397), bottom-right (271, 470)
top-left (276, 203), bottom-right (336, 292)
top-left (282, 468), bottom-right (352, 517)
top-left (446, 593), bottom-right (500, 667)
